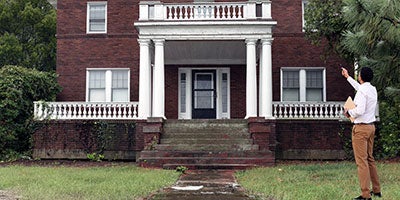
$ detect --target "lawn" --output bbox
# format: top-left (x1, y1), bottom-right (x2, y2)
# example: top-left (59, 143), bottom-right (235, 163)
top-left (0, 163), bottom-right (179, 200)
top-left (236, 161), bottom-right (400, 200)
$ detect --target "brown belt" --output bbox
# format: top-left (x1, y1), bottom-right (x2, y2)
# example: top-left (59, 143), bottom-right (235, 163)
top-left (354, 122), bottom-right (374, 125)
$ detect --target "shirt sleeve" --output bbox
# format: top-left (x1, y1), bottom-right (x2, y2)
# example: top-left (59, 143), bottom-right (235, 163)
top-left (347, 77), bottom-right (360, 91)
top-left (348, 89), bottom-right (366, 118)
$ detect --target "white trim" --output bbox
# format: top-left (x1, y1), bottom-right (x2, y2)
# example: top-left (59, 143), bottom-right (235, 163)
top-left (86, 68), bottom-right (130, 102)
top-left (87, 2), bottom-right (107, 34)
top-left (178, 68), bottom-right (230, 119)
top-left (280, 67), bottom-right (326, 102)
top-left (302, 0), bottom-right (308, 32)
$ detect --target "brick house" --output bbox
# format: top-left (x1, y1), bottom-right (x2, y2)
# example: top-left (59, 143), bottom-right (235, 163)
top-left (34, 0), bottom-right (358, 169)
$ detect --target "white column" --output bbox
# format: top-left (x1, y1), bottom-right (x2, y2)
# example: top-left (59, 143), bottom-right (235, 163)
top-left (152, 39), bottom-right (165, 118)
top-left (245, 39), bottom-right (258, 118)
top-left (138, 39), bottom-right (151, 119)
top-left (260, 38), bottom-right (274, 118)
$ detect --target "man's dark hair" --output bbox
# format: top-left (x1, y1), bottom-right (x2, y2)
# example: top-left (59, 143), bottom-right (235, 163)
top-left (360, 67), bottom-right (373, 82)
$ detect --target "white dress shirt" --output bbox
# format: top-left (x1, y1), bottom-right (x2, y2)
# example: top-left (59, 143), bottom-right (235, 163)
top-left (347, 77), bottom-right (377, 123)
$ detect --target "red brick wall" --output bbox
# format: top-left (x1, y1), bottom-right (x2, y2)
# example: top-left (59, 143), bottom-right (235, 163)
top-left (33, 120), bottom-right (146, 160)
top-left (56, 0), bottom-right (139, 101)
top-left (275, 120), bottom-right (352, 159)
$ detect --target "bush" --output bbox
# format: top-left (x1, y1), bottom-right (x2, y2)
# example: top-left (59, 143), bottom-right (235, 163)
top-left (0, 65), bottom-right (61, 160)
top-left (375, 101), bottom-right (400, 159)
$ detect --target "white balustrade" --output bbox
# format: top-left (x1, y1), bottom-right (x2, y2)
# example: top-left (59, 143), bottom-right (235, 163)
top-left (34, 102), bottom-right (139, 120)
top-left (272, 102), bottom-right (346, 120)
top-left (139, 1), bottom-right (272, 21)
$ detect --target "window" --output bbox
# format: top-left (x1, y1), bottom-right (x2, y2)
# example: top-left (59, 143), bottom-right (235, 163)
top-left (87, 2), bottom-right (107, 33)
top-left (302, 0), bottom-right (308, 31)
top-left (281, 68), bottom-right (325, 102)
top-left (87, 69), bottom-right (130, 102)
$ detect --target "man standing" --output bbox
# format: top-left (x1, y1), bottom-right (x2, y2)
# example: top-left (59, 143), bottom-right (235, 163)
top-left (342, 67), bottom-right (381, 200)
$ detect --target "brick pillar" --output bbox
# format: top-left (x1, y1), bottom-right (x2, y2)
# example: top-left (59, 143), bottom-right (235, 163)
top-left (142, 117), bottom-right (164, 150)
top-left (248, 117), bottom-right (276, 152)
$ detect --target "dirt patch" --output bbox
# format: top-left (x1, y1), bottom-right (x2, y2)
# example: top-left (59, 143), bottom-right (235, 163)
top-left (0, 190), bottom-right (21, 200)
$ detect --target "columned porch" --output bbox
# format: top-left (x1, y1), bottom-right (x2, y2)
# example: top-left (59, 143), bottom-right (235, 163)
top-left (134, 0), bottom-right (276, 120)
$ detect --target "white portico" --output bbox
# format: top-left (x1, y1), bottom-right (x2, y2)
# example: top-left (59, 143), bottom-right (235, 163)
top-left (134, 0), bottom-right (276, 120)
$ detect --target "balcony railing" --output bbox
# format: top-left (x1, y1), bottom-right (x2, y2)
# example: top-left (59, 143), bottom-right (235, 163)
top-left (139, 1), bottom-right (272, 21)
top-left (34, 102), bottom-right (139, 120)
top-left (272, 102), bottom-right (346, 120)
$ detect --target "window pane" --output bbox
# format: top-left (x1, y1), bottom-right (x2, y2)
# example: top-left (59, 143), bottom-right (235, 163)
top-left (89, 71), bottom-right (105, 88)
top-left (195, 91), bottom-right (214, 109)
top-left (306, 88), bottom-right (322, 101)
top-left (112, 71), bottom-right (128, 88)
top-left (112, 70), bottom-right (128, 102)
top-left (89, 89), bottom-right (106, 102)
top-left (89, 4), bottom-right (106, 32)
top-left (222, 73), bottom-right (228, 113)
top-left (195, 74), bottom-right (213, 89)
top-left (180, 73), bottom-right (186, 112)
top-left (282, 88), bottom-right (299, 101)
top-left (306, 70), bottom-right (323, 88)
top-left (112, 89), bottom-right (128, 102)
top-left (283, 71), bottom-right (299, 88)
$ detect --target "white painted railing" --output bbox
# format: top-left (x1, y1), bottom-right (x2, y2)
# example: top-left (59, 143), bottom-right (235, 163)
top-left (139, 1), bottom-right (272, 21)
top-left (34, 102), bottom-right (139, 120)
top-left (272, 102), bottom-right (346, 120)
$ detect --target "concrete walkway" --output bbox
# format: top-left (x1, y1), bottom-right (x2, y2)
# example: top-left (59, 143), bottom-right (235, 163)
top-left (146, 170), bottom-right (258, 200)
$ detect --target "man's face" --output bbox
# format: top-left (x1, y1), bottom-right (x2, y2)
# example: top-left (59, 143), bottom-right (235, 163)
top-left (358, 73), bottom-right (362, 83)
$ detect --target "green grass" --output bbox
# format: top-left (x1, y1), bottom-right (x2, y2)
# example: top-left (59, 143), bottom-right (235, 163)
top-left (236, 161), bottom-right (400, 200)
top-left (0, 164), bottom-right (179, 200)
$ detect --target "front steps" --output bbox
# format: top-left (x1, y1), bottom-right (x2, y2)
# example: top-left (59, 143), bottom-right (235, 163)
top-left (139, 119), bottom-right (275, 169)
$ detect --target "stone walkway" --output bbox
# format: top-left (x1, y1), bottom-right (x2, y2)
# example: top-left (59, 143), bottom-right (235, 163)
top-left (146, 170), bottom-right (258, 200)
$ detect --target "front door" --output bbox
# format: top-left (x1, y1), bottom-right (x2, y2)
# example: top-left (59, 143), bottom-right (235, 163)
top-left (192, 70), bottom-right (217, 119)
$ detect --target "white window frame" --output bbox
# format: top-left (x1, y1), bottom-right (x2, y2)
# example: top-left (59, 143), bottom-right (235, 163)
top-left (302, 0), bottom-right (308, 32)
top-left (87, 2), bottom-right (107, 34)
top-left (280, 67), bottom-right (326, 102)
top-left (86, 68), bottom-right (130, 102)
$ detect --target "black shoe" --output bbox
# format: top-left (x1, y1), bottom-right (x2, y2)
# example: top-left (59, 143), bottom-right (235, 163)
top-left (370, 191), bottom-right (382, 197)
top-left (353, 196), bottom-right (372, 200)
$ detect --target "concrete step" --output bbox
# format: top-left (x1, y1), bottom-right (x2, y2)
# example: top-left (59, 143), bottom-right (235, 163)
top-left (160, 138), bottom-right (253, 145)
top-left (163, 163), bottom-right (260, 170)
top-left (139, 150), bottom-right (273, 158)
top-left (164, 119), bottom-right (248, 134)
top-left (161, 132), bottom-right (250, 139)
top-left (154, 144), bottom-right (259, 151)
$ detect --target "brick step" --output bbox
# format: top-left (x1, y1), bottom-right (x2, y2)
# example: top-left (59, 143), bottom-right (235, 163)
top-left (154, 144), bottom-right (259, 151)
top-left (161, 132), bottom-right (250, 139)
top-left (139, 150), bottom-right (273, 158)
top-left (140, 156), bottom-right (275, 169)
top-left (163, 163), bottom-right (261, 170)
top-left (163, 128), bottom-right (249, 134)
top-left (160, 138), bottom-right (253, 145)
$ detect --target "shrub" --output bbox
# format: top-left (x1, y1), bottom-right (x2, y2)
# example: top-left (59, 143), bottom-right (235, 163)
top-left (0, 65), bottom-right (61, 160)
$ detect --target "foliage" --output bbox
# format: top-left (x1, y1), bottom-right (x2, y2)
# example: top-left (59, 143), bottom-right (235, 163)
top-left (0, 65), bottom-right (61, 160)
top-left (175, 166), bottom-right (188, 174)
top-left (305, 0), bottom-right (400, 158)
top-left (0, 165), bottom-right (179, 200)
top-left (0, 0), bottom-right (56, 71)
top-left (303, 0), bottom-right (353, 61)
top-left (86, 153), bottom-right (105, 162)
top-left (237, 162), bottom-right (400, 199)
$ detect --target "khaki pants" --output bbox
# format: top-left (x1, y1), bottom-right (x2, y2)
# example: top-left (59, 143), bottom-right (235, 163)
top-left (352, 124), bottom-right (381, 198)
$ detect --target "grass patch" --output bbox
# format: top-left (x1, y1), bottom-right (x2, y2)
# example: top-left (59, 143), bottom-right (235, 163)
top-left (0, 164), bottom-right (179, 200)
top-left (236, 161), bottom-right (400, 200)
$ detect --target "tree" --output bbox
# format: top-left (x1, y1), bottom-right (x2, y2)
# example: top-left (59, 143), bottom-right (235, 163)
top-left (0, 0), bottom-right (56, 71)
top-left (0, 65), bottom-right (61, 160)
top-left (304, 0), bottom-right (400, 158)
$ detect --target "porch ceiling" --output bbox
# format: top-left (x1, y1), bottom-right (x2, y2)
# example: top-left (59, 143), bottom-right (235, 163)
top-left (165, 40), bottom-right (246, 65)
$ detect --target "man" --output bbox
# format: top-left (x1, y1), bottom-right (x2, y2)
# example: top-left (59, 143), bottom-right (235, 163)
top-left (342, 67), bottom-right (381, 200)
